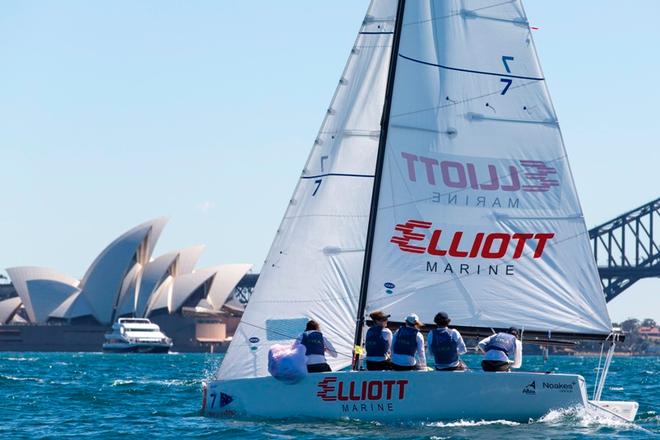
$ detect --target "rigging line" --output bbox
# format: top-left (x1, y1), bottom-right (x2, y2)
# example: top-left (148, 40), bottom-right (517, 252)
top-left (399, 54), bottom-right (545, 81)
top-left (301, 172), bottom-right (374, 179)
top-left (234, 319), bottom-right (354, 359)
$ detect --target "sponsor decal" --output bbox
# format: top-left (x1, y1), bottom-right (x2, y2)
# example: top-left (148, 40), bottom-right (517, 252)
top-left (248, 337), bottom-right (260, 344)
top-left (390, 220), bottom-right (553, 259)
top-left (522, 381), bottom-right (536, 395)
top-left (400, 152), bottom-right (560, 209)
top-left (390, 220), bottom-right (554, 276)
top-left (384, 282), bottom-right (395, 295)
top-left (317, 376), bottom-right (408, 413)
top-left (542, 381), bottom-right (576, 393)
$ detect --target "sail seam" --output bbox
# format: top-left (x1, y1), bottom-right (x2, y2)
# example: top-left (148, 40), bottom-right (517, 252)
top-left (301, 173), bottom-right (374, 179)
top-left (399, 54), bottom-right (544, 81)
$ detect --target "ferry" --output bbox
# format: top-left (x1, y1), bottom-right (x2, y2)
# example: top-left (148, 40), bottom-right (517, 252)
top-left (103, 318), bottom-right (173, 353)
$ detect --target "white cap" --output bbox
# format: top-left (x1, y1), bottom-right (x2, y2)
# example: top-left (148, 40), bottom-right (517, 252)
top-left (405, 313), bottom-right (422, 326)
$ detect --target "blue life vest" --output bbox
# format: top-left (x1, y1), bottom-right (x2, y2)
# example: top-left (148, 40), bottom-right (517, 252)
top-left (365, 326), bottom-right (389, 357)
top-left (430, 328), bottom-right (458, 365)
top-left (301, 330), bottom-right (325, 356)
top-left (392, 326), bottom-right (419, 357)
top-left (485, 332), bottom-right (516, 357)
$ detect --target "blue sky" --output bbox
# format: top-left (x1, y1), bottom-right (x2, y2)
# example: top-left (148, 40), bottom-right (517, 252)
top-left (0, 1), bottom-right (657, 322)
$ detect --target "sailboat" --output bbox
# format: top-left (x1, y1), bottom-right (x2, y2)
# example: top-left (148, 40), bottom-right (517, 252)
top-left (202, 0), bottom-right (638, 422)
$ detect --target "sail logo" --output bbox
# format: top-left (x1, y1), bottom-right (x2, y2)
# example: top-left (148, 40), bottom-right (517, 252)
top-left (390, 220), bottom-right (554, 259)
top-left (400, 152), bottom-right (561, 209)
top-left (316, 376), bottom-right (408, 402)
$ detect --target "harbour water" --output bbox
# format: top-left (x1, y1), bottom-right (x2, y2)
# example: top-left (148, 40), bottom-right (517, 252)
top-left (0, 353), bottom-right (656, 439)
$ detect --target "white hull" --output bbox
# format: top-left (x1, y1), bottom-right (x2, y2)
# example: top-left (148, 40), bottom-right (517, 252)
top-left (203, 370), bottom-right (637, 423)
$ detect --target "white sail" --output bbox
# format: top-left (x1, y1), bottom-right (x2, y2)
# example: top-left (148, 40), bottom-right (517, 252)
top-left (217, 0), bottom-right (399, 380)
top-left (365, 0), bottom-right (611, 334)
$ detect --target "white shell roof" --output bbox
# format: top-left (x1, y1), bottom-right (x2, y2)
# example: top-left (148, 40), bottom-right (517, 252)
top-left (0, 297), bottom-right (22, 324)
top-left (136, 245), bottom-right (204, 317)
top-left (206, 264), bottom-right (253, 309)
top-left (114, 263), bottom-right (142, 318)
top-left (169, 268), bottom-right (217, 314)
top-left (166, 264), bottom-right (252, 315)
top-left (77, 218), bottom-right (167, 324)
top-left (144, 278), bottom-right (174, 316)
top-left (49, 290), bottom-right (95, 320)
top-left (5, 267), bottom-right (80, 323)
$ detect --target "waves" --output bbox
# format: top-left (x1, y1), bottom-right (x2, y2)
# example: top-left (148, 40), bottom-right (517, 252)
top-left (0, 353), bottom-right (656, 439)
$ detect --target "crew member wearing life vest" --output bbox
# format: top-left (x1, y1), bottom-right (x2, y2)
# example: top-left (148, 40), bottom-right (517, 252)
top-left (477, 327), bottom-right (523, 372)
top-left (426, 312), bottom-right (467, 371)
top-left (391, 313), bottom-right (427, 371)
top-left (364, 310), bottom-right (393, 371)
top-left (296, 319), bottom-right (337, 373)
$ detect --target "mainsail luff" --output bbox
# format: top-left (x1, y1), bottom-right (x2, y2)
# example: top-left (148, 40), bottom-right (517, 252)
top-left (352, 0), bottom-right (406, 370)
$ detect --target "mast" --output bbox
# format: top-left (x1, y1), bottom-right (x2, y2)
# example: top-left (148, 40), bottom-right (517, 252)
top-left (352, 0), bottom-right (406, 370)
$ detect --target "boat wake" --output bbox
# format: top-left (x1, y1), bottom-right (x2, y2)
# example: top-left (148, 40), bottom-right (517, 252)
top-left (425, 419), bottom-right (520, 428)
top-left (538, 405), bottom-right (642, 430)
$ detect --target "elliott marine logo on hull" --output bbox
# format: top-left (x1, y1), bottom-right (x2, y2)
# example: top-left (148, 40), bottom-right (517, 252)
top-left (317, 376), bottom-right (408, 413)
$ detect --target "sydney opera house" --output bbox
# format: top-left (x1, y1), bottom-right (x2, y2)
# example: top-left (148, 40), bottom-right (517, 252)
top-left (0, 218), bottom-right (257, 352)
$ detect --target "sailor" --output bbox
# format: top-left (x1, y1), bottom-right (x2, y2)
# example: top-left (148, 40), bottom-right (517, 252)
top-left (477, 327), bottom-right (523, 372)
top-left (427, 312), bottom-right (467, 371)
top-left (296, 319), bottom-right (337, 373)
top-left (364, 310), bottom-right (393, 371)
top-left (391, 313), bottom-right (427, 371)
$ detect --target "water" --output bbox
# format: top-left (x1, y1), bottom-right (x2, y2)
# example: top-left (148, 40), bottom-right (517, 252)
top-left (0, 353), bottom-right (656, 439)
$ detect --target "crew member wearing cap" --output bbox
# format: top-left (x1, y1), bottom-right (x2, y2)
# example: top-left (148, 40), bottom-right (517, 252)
top-left (391, 313), bottom-right (427, 371)
top-left (296, 319), bottom-right (338, 373)
top-left (427, 312), bottom-right (467, 371)
top-left (477, 327), bottom-right (523, 372)
top-left (364, 311), bottom-right (393, 371)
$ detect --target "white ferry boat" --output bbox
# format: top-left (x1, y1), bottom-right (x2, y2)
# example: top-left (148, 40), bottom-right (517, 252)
top-left (103, 318), bottom-right (173, 353)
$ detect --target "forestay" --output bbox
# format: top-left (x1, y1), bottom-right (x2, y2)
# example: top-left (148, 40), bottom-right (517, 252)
top-left (365, 0), bottom-right (611, 334)
top-left (217, 0), bottom-right (399, 380)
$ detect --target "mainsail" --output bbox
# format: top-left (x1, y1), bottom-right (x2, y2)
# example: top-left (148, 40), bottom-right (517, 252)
top-left (364, 0), bottom-right (611, 335)
top-left (218, 0), bottom-right (399, 380)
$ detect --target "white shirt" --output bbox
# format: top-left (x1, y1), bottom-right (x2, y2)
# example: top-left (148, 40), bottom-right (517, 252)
top-left (295, 332), bottom-right (338, 365)
top-left (391, 327), bottom-right (427, 369)
top-left (426, 327), bottom-right (467, 369)
top-left (477, 334), bottom-right (523, 369)
top-left (365, 327), bottom-right (393, 362)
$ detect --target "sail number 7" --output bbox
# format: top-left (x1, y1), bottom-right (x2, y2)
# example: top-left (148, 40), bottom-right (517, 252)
top-left (313, 179), bottom-right (322, 196)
